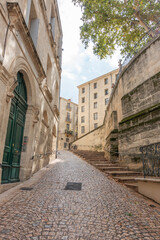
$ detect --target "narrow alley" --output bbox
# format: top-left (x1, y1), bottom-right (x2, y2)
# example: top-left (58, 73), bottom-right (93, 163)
top-left (0, 151), bottom-right (160, 240)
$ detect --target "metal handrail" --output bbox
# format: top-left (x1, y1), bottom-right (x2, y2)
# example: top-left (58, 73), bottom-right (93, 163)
top-left (140, 142), bottom-right (160, 178)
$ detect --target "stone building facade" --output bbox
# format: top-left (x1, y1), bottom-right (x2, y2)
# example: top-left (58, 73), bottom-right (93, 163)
top-left (77, 69), bottom-right (118, 138)
top-left (58, 98), bottom-right (78, 150)
top-left (0, 0), bottom-right (62, 193)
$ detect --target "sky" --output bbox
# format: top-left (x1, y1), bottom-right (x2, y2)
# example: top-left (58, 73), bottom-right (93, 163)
top-left (57, 0), bottom-right (121, 104)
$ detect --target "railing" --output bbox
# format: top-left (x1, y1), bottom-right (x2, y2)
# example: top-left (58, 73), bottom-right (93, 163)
top-left (66, 117), bottom-right (72, 123)
top-left (65, 129), bottom-right (73, 136)
top-left (140, 143), bottom-right (160, 178)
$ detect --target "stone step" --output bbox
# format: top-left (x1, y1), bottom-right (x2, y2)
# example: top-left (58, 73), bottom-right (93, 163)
top-left (108, 171), bottom-right (142, 177)
top-left (125, 183), bottom-right (138, 191)
top-left (101, 167), bottom-right (128, 171)
top-left (113, 176), bottom-right (140, 183)
top-left (93, 164), bottom-right (118, 168)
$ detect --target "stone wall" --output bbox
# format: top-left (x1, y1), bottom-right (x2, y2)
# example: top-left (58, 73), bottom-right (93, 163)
top-left (71, 125), bottom-right (105, 151)
top-left (103, 36), bottom-right (160, 167)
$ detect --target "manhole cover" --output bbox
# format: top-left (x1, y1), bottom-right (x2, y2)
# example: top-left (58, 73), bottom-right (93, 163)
top-left (64, 182), bottom-right (82, 191)
top-left (20, 187), bottom-right (33, 191)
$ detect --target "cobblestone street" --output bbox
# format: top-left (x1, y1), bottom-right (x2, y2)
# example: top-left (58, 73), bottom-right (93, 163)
top-left (0, 151), bottom-right (160, 240)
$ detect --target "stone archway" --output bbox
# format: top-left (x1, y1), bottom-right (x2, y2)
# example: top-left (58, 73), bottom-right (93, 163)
top-left (1, 72), bottom-right (28, 183)
top-left (6, 57), bottom-right (38, 181)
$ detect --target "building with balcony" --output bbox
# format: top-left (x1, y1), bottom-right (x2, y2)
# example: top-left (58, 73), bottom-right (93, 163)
top-left (77, 69), bottom-right (118, 138)
top-left (0, 0), bottom-right (62, 193)
top-left (58, 98), bottom-right (78, 149)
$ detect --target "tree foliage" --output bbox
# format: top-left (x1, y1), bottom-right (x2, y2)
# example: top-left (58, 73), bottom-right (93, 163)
top-left (72, 0), bottom-right (160, 58)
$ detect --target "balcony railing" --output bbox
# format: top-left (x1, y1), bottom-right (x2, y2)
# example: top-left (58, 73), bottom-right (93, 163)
top-left (65, 130), bottom-right (73, 136)
top-left (140, 142), bottom-right (160, 177)
top-left (66, 117), bottom-right (71, 123)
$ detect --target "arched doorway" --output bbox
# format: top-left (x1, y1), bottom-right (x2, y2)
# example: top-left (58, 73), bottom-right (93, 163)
top-left (1, 72), bottom-right (28, 184)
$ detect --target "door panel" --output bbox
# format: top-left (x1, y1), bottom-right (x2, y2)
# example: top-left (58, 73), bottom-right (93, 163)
top-left (1, 72), bottom-right (28, 184)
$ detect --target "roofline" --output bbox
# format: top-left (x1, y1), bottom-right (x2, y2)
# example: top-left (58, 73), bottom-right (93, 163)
top-left (60, 97), bottom-right (78, 106)
top-left (77, 68), bottom-right (119, 88)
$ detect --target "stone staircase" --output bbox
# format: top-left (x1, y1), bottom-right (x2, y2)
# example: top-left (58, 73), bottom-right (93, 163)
top-left (72, 150), bottom-right (143, 191)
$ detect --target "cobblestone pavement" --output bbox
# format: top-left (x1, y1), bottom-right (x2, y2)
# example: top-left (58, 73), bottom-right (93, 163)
top-left (0, 151), bottom-right (160, 240)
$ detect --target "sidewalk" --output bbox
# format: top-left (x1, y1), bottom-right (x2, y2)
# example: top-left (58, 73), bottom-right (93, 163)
top-left (0, 150), bottom-right (160, 240)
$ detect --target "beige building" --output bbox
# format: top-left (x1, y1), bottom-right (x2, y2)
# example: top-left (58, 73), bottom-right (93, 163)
top-left (58, 98), bottom-right (78, 150)
top-left (77, 69), bottom-right (118, 138)
top-left (0, 0), bottom-right (62, 193)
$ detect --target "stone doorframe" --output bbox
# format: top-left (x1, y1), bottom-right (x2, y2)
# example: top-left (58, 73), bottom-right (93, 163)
top-left (0, 56), bottom-right (39, 183)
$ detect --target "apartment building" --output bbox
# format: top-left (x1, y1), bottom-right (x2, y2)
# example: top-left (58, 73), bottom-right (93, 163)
top-left (78, 69), bottom-right (118, 138)
top-left (58, 98), bottom-right (78, 150)
top-left (0, 0), bottom-right (62, 192)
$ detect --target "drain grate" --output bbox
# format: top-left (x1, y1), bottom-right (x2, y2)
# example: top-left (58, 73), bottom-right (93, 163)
top-left (64, 182), bottom-right (82, 191)
top-left (20, 187), bottom-right (33, 191)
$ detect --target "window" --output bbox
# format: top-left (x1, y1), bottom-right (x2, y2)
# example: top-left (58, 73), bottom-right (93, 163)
top-left (105, 98), bottom-right (109, 105)
top-left (81, 126), bottom-right (85, 134)
top-left (94, 93), bottom-right (97, 99)
top-left (66, 124), bottom-right (70, 130)
top-left (94, 82), bottom-right (97, 89)
top-left (28, 1), bottom-right (39, 47)
top-left (66, 138), bottom-right (69, 142)
top-left (82, 87), bottom-right (85, 93)
top-left (94, 123), bottom-right (98, 129)
top-left (81, 116), bottom-right (85, 123)
top-left (64, 142), bottom-right (67, 148)
top-left (81, 106), bottom-right (85, 112)
top-left (82, 97), bottom-right (85, 103)
top-left (94, 102), bottom-right (97, 109)
top-left (67, 112), bottom-right (70, 119)
top-left (67, 103), bottom-right (70, 108)
top-left (104, 78), bottom-right (108, 84)
top-left (93, 112), bottom-right (98, 120)
top-left (105, 89), bottom-right (109, 95)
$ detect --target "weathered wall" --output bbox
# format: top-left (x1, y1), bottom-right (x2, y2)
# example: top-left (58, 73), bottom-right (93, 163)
top-left (103, 36), bottom-right (160, 167)
top-left (71, 125), bottom-right (105, 151)
top-left (0, 0), bottom-right (62, 192)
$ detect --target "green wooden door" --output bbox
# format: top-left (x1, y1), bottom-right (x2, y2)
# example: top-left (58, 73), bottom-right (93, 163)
top-left (1, 72), bottom-right (28, 184)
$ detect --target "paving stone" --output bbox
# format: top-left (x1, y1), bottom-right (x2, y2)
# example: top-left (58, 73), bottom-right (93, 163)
top-left (0, 150), bottom-right (160, 240)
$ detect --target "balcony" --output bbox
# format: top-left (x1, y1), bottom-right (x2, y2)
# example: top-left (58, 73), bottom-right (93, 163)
top-left (66, 117), bottom-right (71, 123)
top-left (65, 129), bottom-right (73, 136)
top-left (66, 106), bottom-right (72, 111)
